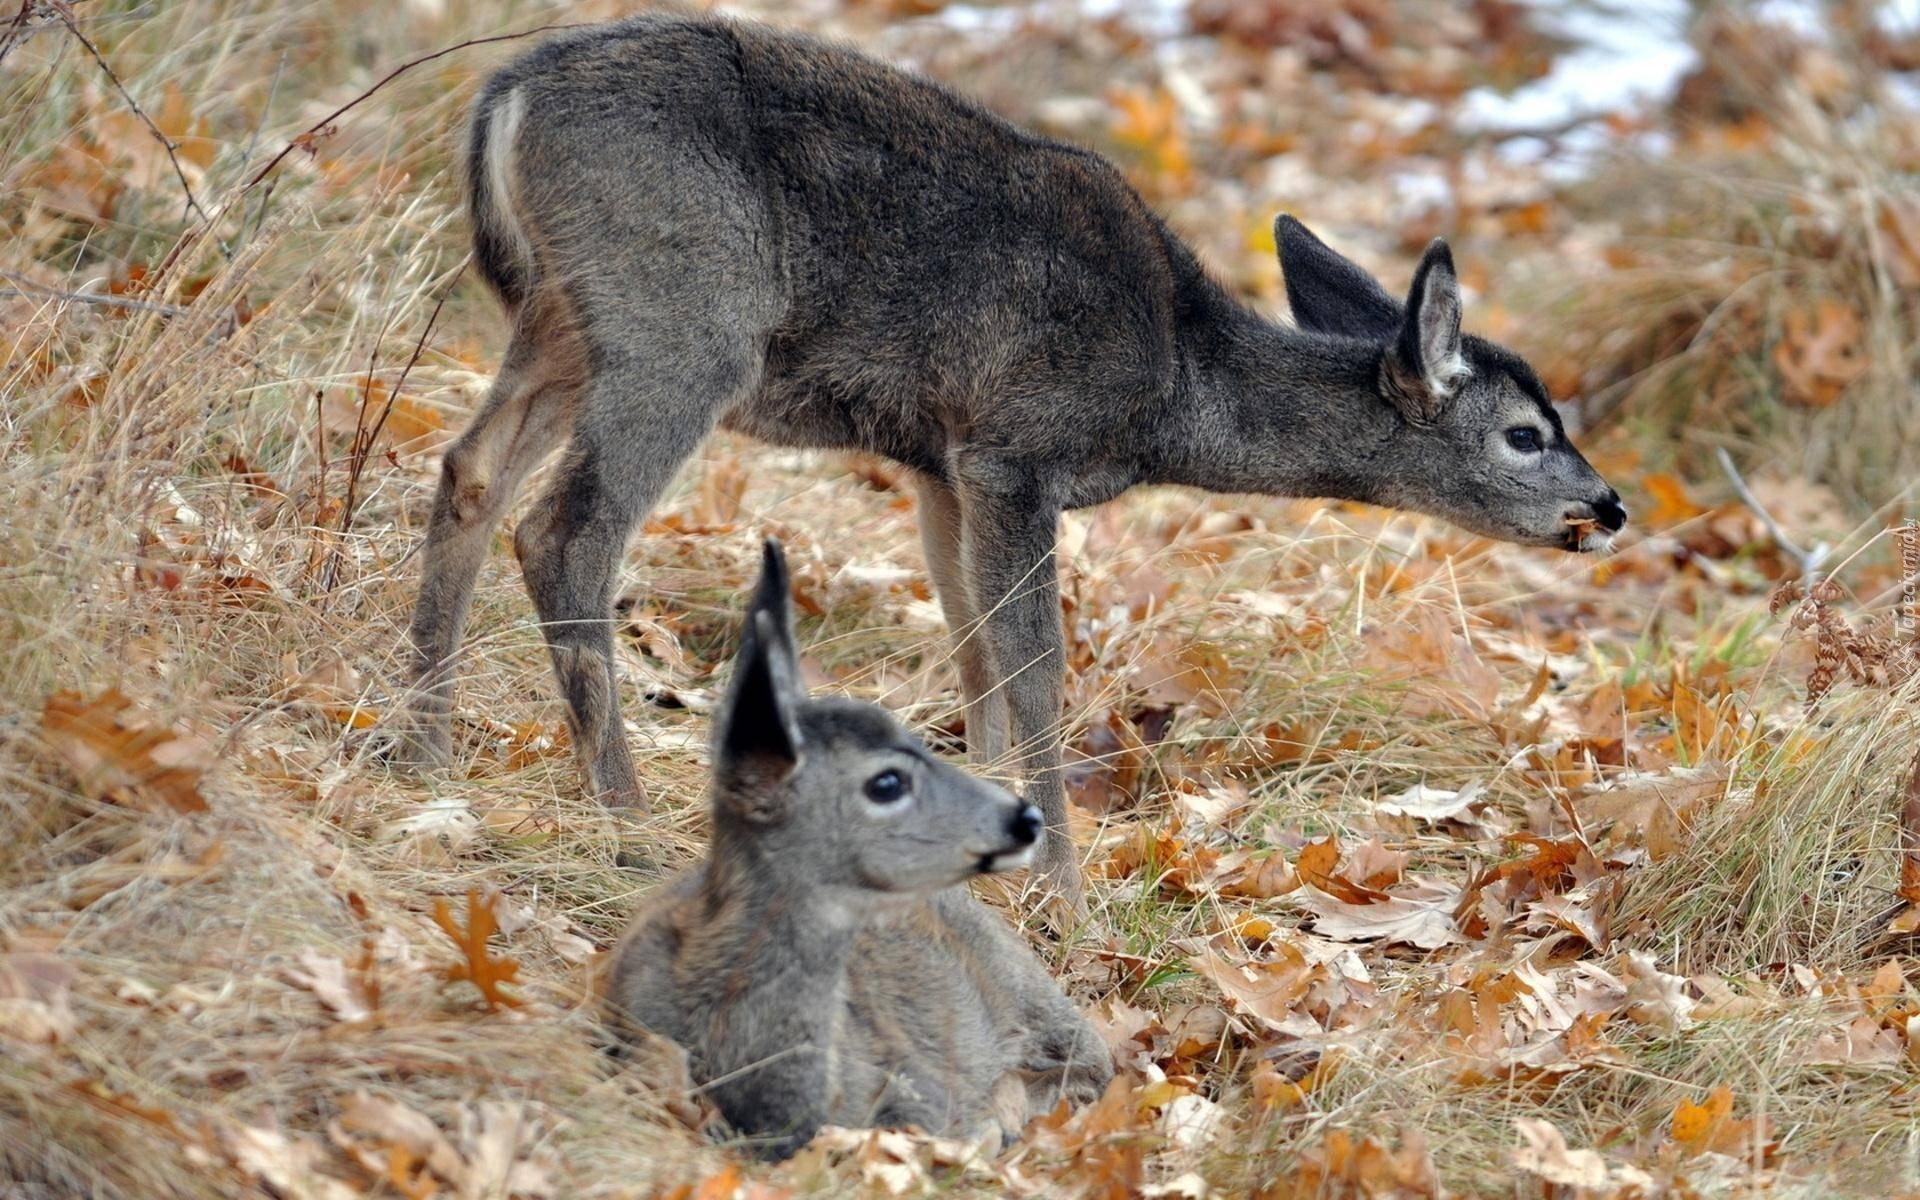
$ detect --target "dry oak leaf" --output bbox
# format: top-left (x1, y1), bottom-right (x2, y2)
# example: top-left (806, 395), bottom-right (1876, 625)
top-left (1258, 1127), bottom-right (1440, 1200)
top-left (664, 1163), bottom-right (797, 1200)
top-left (283, 947), bottom-right (375, 1025)
top-left (432, 890), bottom-right (523, 1010)
top-left (1299, 880), bottom-right (1464, 950)
top-left (1670, 1085), bottom-right (1773, 1161)
top-left (330, 1093), bottom-right (464, 1199)
top-left (221, 1120), bottom-right (360, 1200)
top-left (40, 689), bottom-right (209, 814)
top-left (1511, 1117), bottom-right (1654, 1193)
top-left (1640, 473), bottom-right (1706, 528)
top-left (1295, 838), bottom-right (1390, 905)
top-left (1250, 1052), bottom-right (1339, 1111)
top-left (0, 952), bottom-right (78, 1046)
top-left (332, 1093), bottom-right (556, 1200)
top-left (1773, 299), bottom-right (1868, 408)
top-left (1376, 781), bottom-right (1486, 824)
top-left (1188, 943), bottom-right (1322, 1036)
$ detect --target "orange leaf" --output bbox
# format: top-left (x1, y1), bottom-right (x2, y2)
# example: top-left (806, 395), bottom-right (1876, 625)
top-left (1188, 943), bottom-right (1320, 1034)
top-left (1110, 86), bottom-right (1192, 191)
top-left (431, 890), bottom-right (523, 1010)
top-left (40, 690), bottom-right (209, 814)
top-left (1641, 473), bottom-right (1705, 528)
top-left (1670, 1085), bottom-right (1735, 1156)
top-left (321, 704), bottom-right (382, 731)
top-left (1251, 1053), bottom-right (1339, 1111)
top-left (1297, 837), bottom-right (1391, 904)
top-left (1773, 299), bottom-right (1867, 408)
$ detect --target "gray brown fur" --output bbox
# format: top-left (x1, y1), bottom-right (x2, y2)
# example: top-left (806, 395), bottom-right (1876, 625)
top-left (604, 540), bottom-right (1111, 1159)
top-left (396, 14), bottom-right (1625, 897)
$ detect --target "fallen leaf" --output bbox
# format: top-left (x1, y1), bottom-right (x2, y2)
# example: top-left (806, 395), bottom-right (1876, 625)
top-left (1300, 888), bottom-right (1464, 950)
top-left (40, 689), bottom-right (209, 814)
top-left (283, 946), bottom-right (376, 1025)
top-left (222, 1120), bottom-right (360, 1200)
top-left (1376, 781), bottom-right (1485, 823)
top-left (0, 952), bottom-right (78, 1046)
top-left (1260, 1127), bottom-right (1439, 1199)
top-left (1510, 1117), bottom-right (1608, 1188)
top-left (431, 890), bottom-right (523, 1010)
top-left (1641, 473), bottom-right (1707, 527)
top-left (1188, 943), bottom-right (1322, 1036)
top-left (1773, 299), bottom-right (1868, 408)
top-left (1510, 1117), bottom-right (1653, 1191)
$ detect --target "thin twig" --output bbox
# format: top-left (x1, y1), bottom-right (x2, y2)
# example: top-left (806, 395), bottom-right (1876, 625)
top-left (315, 306), bottom-right (396, 595)
top-left (347, 263), bottom-right (466, 514)
top-left (53, 5), bottom-right (209, 225)
top-left (0, 277), bottom-right (193, 318)
top-left (237, 22), bottom-right (589, 196)
top-left (151, 19), bottom-right (585, 288)
top-left (1716, 446), bottom-right (1830, 582)
top-left (237, 52), bottom-right (287, 251)
top-left (0, 0), bottom-right (35, 68)
top-left (335, 264), bottom-right (465, 557)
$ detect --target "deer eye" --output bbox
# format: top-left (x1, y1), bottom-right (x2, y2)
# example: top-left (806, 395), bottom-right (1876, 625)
top-left (864, 769), bottom-right (908, 804)
top-left (1505, 427), bottom-right (1543, 453)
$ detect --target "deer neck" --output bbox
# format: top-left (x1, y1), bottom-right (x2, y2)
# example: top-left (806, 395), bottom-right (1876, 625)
top-left (696, 828), bottom-right (867, 985)
top-left (1151, 298), bottom-right (1405, 503)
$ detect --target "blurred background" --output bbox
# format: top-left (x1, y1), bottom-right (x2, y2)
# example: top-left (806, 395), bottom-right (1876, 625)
top-left (5, 3), bottom-right (1920, 1196)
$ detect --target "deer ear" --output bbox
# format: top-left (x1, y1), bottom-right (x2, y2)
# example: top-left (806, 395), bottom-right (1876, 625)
top-left (714, 540), bottom-right (805, 801)
top-left (1275, 215), bottom-right (1403, 340)
top-left (1386, 238), bottom-right (1466, 422)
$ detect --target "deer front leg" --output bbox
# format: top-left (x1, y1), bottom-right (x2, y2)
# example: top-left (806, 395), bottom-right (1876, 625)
top-left (955, 462), bottom-right (1081, 902)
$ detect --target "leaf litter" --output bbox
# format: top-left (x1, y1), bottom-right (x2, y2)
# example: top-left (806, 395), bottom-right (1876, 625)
top-left (7, 0), bottom-right (1920, 1197)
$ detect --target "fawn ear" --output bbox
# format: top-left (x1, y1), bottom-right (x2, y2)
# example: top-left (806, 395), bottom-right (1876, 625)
top-left (715, 540), bottom-right (805, 800)
top-left (1275, 215), bottom-right (1403, 341)
top-left (1385, 238), bottom-right (1466, 423)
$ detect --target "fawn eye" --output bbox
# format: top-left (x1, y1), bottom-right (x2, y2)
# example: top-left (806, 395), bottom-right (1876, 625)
top-left (1505, 427), bottom-right (1543, 453)
top-left (864, 769), bottom-right (908, 804)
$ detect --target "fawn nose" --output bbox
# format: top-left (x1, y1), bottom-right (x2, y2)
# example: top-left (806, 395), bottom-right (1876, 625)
top-left (1008, 804), bottom-right (1043, 847)
top-left (1592, 490), bottom-right (1628, 533)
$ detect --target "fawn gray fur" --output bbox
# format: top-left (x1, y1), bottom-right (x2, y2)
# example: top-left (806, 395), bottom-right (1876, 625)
top-left (604, 540), bottom-right (1112, 1158)
top-left (397, 13), bottom-right (1626, 897)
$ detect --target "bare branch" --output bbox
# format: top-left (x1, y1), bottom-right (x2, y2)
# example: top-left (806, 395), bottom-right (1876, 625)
top-left (237, 21), bottom-right (590, 197)
top-left (336, 264), bottom-right (466, 549)
top-left (0, 273), bottom-right (193, 318)
top-left (151, 19), bottom-right (584, 288)
top-left (53, 5), bottom-right (210, 226)
top-left (1716, 446), bottom-right (1831, 582)
top-left (0, 0), bottom-right (36, 68)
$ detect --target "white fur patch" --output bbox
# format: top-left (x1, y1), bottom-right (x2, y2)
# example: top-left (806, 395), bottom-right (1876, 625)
top-left (482, 88), bottom-right (531, 274)
top-left (985, 844), bottom-right (1035, 873)
top-left (1426, 350), bottom-right (1471, 398)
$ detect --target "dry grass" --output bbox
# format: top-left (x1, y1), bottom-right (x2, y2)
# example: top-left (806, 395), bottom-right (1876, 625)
top-left (1530, 3), bottom-right (1920, 512)
top-left (5, 2), bottom-right (1920, 1197)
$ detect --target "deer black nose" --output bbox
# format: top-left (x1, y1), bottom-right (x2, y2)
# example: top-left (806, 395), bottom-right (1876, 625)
top-left (1593, 491), bottom-right (1627, 532)
top-left (1008, 804), bottom-right (1042, 846)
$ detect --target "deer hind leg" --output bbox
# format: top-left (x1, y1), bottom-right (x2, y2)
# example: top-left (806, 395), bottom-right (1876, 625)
top-left (954, 462), bottom-right (1082, 903)
top-left (397, 312), bottom-right (579, 767)
top-left (514, 327), bottom-right (762, 810)
top-left (913, 474), bottom-right (1008, 765)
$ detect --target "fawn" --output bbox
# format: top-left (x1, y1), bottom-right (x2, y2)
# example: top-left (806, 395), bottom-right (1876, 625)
top-left (604, 539), bottom-right (1112, 1158)
top-left (397, 14), bottom-right (1626, 900)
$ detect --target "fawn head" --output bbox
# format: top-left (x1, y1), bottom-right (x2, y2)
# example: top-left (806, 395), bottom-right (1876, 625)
top-left (711, 539), bottom-right (1043, 893)
top-left (1275, 216), bottom-right (1626, 552)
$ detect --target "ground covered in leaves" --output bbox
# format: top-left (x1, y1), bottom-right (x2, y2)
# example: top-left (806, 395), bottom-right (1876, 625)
top-left (5, 1), bottom-right (1920, 1197)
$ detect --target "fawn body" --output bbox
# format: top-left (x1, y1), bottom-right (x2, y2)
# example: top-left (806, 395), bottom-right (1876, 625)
top-left (400, 14), bottom-right (1625, 897)
top-left (605, 540), bottom-right (1112, 1158)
